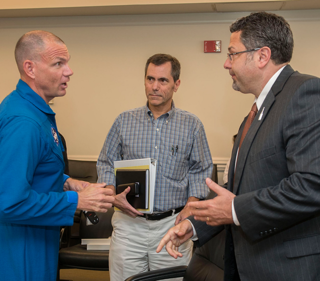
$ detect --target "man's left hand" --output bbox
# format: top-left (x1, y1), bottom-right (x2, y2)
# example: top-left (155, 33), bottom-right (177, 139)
top-left (188, 178), bottom-right (235, 226)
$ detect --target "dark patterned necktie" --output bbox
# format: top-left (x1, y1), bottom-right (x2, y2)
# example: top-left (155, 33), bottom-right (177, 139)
top-left (238, 103), bottom-right (258, 151)
top-left (233, 103), bottom-right (258, 191)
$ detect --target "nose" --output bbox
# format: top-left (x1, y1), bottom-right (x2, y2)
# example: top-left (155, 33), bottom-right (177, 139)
top-left (152, 80), bottom-right (159, 91)
top-left (224, 58), bottom-right (231, 69)
top-left (64, 64), bottom-right (73, 77)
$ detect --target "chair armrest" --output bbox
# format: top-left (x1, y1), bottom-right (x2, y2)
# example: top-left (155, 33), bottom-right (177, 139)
top-left (125, 265), bottom-right (187, 281)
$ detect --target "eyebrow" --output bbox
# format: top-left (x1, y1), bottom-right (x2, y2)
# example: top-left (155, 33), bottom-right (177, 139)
top-left (146, 75), bottom-right (169, 82)
top-left (55, 55), bottom-right (70, 62)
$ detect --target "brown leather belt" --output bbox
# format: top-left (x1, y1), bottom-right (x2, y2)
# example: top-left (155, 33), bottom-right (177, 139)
top-left (141, 206), bottom-right (184, 221)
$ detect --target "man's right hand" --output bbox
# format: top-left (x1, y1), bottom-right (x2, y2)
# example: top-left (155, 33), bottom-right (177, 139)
top-left (156, 219), bottom-right (194, 259)
top-left (113, 186), bottom-right (144, 217)
top-left (77, 183), bottom-right (114, 212)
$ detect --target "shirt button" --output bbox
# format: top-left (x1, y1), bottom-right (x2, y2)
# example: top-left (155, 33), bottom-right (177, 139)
top-left (156, 128), bottom-right (159, 132)
top-left (166, 120), bottom-right (168, 124)
top-left (155, 146), bottom-right (158, 149)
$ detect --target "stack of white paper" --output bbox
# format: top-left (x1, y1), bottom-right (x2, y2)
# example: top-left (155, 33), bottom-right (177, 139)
top-left (81, 238), bottom-right (111, 251)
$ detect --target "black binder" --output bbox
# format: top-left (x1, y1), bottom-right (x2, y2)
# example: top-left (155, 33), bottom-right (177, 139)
top-left (116, 169), bottom-right (149, 209)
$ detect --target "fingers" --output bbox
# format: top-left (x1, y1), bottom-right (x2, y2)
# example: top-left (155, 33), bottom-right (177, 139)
top-left (92, 182), bottom-right (107, 188)
top-left (165, 241), bottom-right (183, 259)
top-left (103, 188), bottom-right (114, 196)
top-left (77, 185), bottom-right (115, 211)
top-left (156, 231), bottom-right (173, 253)
top-left (174, 213), bottom-right (181, 225)
top-left (178, 219), bottom-right (193, 237)
top-left (157, 221), bottom-right (193, 258)
top-left (157, 220), bottom-right (192, 252)
top-left (175, 208), bottom-right (192, 225)
top-left (125, 208), bottom-right (144, 217)
top-left (97, 203), bottom-right (114, 212)
top-left (123, 186), bottom-right (131, 195)
top-left (114, 192), bottom-right (144, 217)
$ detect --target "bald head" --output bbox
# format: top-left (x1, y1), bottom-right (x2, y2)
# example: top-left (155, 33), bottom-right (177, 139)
top-left (15, 30), bottom-right (65, 74)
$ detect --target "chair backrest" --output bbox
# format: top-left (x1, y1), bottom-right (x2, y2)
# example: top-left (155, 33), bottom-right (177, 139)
top-left (68, 160), bottom-right (98, 183)
top-left (211, 164), bottom-right (218, 183)
top-left (80, 208), bottom-right (114, 238)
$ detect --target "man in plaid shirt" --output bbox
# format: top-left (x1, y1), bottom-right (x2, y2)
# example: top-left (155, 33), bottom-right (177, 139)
top-left (97, 53), bottom-right (213, 281)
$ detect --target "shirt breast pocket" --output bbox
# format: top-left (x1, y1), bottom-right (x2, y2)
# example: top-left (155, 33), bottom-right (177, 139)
top-left (162, 142), bottom-right (191, 181)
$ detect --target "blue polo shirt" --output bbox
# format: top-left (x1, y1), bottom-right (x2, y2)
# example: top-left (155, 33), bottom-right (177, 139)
top-left (0, 80), bottom-right (78, 281)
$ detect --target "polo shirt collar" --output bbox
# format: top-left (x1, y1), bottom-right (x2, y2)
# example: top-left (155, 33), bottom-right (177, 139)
top-left (16, 79), bottom-right (55, 116)
top-left (146, 101), bottom-right (176, 120)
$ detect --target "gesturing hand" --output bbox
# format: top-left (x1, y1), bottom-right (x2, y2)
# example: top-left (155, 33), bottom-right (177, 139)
top-left (188, 178), bottom-right (235, 226)
top-left (156, 220), bottom-right (194, 259)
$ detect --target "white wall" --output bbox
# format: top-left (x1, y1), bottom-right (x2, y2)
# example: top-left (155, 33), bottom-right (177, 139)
top-left (1, 10), bottom-right (320, 177)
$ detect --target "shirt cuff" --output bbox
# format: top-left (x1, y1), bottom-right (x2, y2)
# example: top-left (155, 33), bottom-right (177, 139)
top-left (186, 219), bottom-right (198, 241)
top-left (66, 191), bottom-right (78, 204)
top-left (232, 199), bottom-right (240, 226)
top-left (63, 174), bottom-right (70, 183)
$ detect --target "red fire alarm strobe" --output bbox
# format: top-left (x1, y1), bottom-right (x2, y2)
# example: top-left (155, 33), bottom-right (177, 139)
top-left (204, 40), bottom-right (221, 53)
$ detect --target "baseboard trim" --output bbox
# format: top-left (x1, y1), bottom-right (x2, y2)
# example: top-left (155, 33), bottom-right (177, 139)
top-left (68, 155), bottom-right (98, 161)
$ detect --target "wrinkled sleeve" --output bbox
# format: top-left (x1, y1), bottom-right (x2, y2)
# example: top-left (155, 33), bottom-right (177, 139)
top-left (0, 118), bottom-right (77, 226)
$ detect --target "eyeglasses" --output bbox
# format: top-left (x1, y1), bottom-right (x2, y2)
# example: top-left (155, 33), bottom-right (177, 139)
top-left (227, 48), bottom-right (261, 61)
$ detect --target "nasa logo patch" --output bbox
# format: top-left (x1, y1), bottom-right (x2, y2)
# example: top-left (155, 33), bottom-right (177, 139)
top-left (51, 127), bottom-right (59, 146)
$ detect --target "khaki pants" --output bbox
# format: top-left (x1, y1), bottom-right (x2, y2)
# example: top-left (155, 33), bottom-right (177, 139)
top-left (109, 211), bottom-right (193, 281)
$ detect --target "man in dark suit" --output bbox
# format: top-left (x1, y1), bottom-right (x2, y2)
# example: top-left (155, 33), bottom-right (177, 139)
top-left (157, 12), bottom-right (320, 280)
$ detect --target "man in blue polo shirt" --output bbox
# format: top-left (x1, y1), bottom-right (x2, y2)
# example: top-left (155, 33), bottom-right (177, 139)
top-left (0, 30), bottom-right (114, 281)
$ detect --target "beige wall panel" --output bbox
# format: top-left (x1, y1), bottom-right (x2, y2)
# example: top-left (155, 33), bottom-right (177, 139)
top-left (0, 10), bottom-right (319, 162)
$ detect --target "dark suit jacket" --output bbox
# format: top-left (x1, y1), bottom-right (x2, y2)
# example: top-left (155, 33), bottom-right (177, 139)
top-left (192, 65), bottom-right (320, 281)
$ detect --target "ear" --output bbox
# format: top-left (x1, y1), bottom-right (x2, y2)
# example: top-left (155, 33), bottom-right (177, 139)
top-left (257, 47), bottom-right (271, 69)
top-left (22, 60), bottom-right (36, 79)
top-left (173, 79), bottom-right (181, 92)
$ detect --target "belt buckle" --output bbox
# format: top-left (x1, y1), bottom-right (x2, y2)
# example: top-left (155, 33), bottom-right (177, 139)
top-left (145, 214), bottom-right (150, 220)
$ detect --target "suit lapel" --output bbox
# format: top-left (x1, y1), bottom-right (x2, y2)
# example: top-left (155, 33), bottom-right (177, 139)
top-left (232, 65), bottom-right (295, 194)
top-left (228, 125), bottom-right (242, 192)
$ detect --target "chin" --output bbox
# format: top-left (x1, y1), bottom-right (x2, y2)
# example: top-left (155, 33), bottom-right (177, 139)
top-left (232, 82), bottom-right (241, 92)
top-left (149, 102), bottom-right (161, 107)
top-left (58, 91), bottom-right (67, 97)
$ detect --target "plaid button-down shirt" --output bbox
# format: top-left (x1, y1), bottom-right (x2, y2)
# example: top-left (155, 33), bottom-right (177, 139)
top-left (97, 102), bottom-right (213, 212)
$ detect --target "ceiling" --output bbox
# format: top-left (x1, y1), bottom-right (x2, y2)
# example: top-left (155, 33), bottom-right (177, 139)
top-left (0, 0), bottom-right (319, 18)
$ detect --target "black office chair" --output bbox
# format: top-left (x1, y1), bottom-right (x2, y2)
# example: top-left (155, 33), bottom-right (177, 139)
top-left (68, 159), bottom-right (98, 183)
top-left (125, 164), bottom-right (225, 281)
top-left (60, 159), bottom-right (99, 249)
top-left (58, 207), bottom-right (114, 280)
